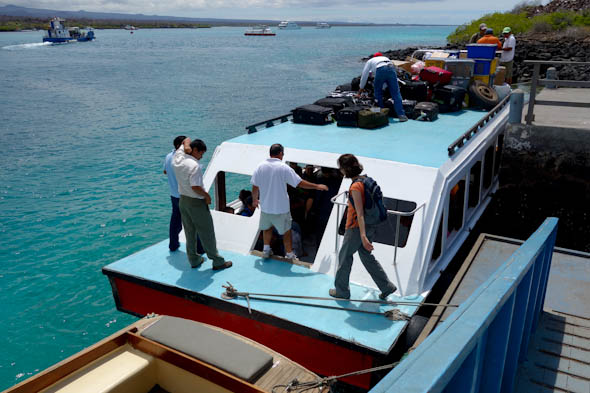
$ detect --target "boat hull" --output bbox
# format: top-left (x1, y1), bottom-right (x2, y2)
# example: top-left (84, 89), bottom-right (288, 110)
top-left (106, 274), bottom-right (384, 389)
top-left (244, 33), bottom-right (276, 36)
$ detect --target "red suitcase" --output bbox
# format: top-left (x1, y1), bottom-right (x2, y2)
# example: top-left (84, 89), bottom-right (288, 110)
top-left (419, 66), bottom-right (453, 86)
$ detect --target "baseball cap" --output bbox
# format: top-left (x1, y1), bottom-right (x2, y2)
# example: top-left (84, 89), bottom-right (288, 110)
top-left (503, 27), bottom-right (511, 34)
top-left (373, 52), bottom-right (383, 57)
top-left (479, 23), bottom-right (487, 30)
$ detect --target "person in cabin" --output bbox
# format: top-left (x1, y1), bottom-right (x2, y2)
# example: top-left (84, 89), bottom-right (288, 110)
top-left (477, 28), bottom-right (502, 49)
top-left (358, 52), bottom-right (408, 122)
top-left (329, 154), bottom-right (397, 300)
top-left (238, 189), bottom-right (255, 216)
top-left (469, 23), bottom-right (488, 44)
top-left (172, 137), bottom-right (232, 270)
top-left (251, 143), bottom-right (328, 260)
top-left (163, 136), bottom-right (205, 254)
top-left (500, 27), bottom-right (516, 84)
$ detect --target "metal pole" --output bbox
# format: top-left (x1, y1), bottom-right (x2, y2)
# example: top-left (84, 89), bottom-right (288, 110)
top-left (393, 214), bottom-right (401, 265)
top-left (525, 63), bottom-right (540, 125)
top-left (509, 89), bottom-right (524, 124)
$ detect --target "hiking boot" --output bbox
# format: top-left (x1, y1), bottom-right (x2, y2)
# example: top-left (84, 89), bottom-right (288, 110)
top-left (329, 289), bottom-right (350, 299)
top-left (189, 255), bottom-right (205, 268)
top-left (262, 249), bottom-right (273, 259)
top-left (212, 261), bottom-right (233, 271)
top-left (398, 115), bottom-right (409, 122)
top-left (379, 285), bottom-right (397, 300)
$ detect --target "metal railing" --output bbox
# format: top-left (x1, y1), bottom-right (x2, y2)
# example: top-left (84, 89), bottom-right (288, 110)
top-left (447, 94), bottom-right (510, 157)
top-left (524, 60), bottom-right (590, 125)
top-left (369, 217), bottom-right (558, 393)
top-left (330, 191), bottom-right (425, 267)
top-left (245, 113), bottom-right (292, 134)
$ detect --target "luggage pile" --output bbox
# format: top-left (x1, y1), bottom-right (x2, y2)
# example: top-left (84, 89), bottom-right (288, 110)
top-left (290, 45), bottom-right (507, 128)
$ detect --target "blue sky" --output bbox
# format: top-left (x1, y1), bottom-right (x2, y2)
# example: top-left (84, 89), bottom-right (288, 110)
top-left (9, 0), bottom-right (542, 25)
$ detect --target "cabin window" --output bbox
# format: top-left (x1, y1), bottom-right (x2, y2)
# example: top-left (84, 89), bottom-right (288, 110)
top-left (447, 179), bottom-right (465, 236)
top-left (431, 216), bottom-right (443, 262)
top-left (493, 134), bottom-right (504, 177)
top-left (340, 197), bottom-right (417, 248)
top-left (213, 171), bottom-right (255, 216)
top-left (468, 161), bottom-right (482, 208)
top-left (482, 145), bottom-right (494, 190)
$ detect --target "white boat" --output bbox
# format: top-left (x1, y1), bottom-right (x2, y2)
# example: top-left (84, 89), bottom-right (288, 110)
top-left (244, 25), bottom-right (276, 36)
top-left (124, 24), bottom-right (138, 30)
top-left (316, 22), bottom-right (331, 29)
top-left (278, 21), bottom-right (301, 30)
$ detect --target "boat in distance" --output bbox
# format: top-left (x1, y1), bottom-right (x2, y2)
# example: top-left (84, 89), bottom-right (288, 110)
top-left (278, 21), bottom-right (301, 30)
top-left (43, 17), bottom-right (95, 43)
top-left (4, 315), bottom-right (326, 393)
top-left (244, 25), bottom-right (276, 36)
top-left (316, 22), bottom-right (331, 29)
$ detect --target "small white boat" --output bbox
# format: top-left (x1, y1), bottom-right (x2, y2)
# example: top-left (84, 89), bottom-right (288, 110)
top-left (124, 24), bottom-right (138, 30)
top-left (244, 25), bottom-right (276, 36)
top-left (278, 21), bottom-right (301, 30)
top-left (316, 22), bottom-right (331, 29)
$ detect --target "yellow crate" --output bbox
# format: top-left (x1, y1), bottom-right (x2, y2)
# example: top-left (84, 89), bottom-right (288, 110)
top-left (490, 58), bottom-right (498, 75)
top-left (425, 58), bottom-right (446, 69)
top-left (472, 74), bottom-right (490, 86)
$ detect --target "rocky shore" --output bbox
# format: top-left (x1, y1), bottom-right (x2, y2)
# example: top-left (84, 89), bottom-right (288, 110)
top-left (381, 34), bottom-right (590, 83)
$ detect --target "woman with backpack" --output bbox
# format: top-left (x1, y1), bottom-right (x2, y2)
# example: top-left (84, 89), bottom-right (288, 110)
top-left (330, 154), bottom-right (397, 300)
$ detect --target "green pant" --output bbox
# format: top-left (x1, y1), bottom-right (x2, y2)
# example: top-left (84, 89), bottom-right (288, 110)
top-left (179, 196), bottom-right (226, 268)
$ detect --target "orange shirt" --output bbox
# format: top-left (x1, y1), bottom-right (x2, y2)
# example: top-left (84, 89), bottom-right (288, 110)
top-left (477, 35), bottom-right (502, 49)
top-left (345, 181), bottom-right (365, 229)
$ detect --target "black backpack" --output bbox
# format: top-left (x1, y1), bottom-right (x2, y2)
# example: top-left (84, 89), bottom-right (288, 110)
top-left (352, 176), bottom-right (388, 226)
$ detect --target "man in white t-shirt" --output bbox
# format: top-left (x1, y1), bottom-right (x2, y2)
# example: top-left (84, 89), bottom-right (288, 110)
top-left (251, 143), bottom-right (328, 260)
top-left (500, 27), bottom-right (516, 84)
top-left (172, 138), bottom-right (232, 270)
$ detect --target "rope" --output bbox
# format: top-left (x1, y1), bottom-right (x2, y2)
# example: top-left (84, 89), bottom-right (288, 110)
top-left (271, 362), bottom-right (400, 392)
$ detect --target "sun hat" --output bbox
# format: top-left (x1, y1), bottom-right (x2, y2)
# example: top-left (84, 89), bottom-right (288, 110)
top-left (503, 27), bottom-right (511, 34)
top-left (479, 23), bottom-right (487, 30)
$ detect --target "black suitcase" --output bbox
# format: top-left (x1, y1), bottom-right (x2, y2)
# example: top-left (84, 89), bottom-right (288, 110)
top-left (336, 105), bottom-right (369, 127)
top-left (415, 102), bottom-right (439, 122)
top-left (314, 97), bottom-right (354, 113)
top-left (292, 104), bottom-right (333, 125)
top-left (433, 85), bottom-right (467, 113)
top-left (384, 99), bottom-right (418, 119)
top-left (400, 80), bottom-right (428, 102)
top-left (358, 108), bottom-right (389, 129)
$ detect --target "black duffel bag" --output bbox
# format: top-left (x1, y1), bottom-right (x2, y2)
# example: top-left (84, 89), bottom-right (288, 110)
top-left (292, 104), bottom-right (333, 125)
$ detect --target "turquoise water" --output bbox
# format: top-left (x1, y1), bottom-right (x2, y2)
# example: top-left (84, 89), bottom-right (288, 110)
top-left (0, 25), bottom-right (454, 389)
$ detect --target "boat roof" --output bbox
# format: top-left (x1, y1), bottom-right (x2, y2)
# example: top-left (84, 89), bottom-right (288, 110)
top-left (229, 109), bottom-right (488, 168)
top-left (104, 240), bottom-right (422, 354)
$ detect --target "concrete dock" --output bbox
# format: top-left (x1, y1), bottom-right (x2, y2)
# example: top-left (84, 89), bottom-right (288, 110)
top-left (525, 88), bottom-right (590, 129)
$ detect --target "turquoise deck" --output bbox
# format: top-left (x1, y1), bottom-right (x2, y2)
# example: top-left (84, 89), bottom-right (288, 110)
top-left (230, 110), bottom-right (487, 168)
top-left (104, 241), bottom-right (421, 353)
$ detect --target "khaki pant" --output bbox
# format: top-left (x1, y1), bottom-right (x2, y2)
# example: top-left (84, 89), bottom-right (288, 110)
top-left (179, 196), bottom-right (226, 268)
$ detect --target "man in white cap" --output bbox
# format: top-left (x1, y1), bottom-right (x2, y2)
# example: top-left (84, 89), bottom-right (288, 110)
top-left (470, 23), bottom-right (487, 43)
top-left (500, 27), bottom-right (516, 84)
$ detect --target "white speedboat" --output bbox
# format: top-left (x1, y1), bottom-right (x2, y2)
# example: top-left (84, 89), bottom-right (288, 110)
top-left (244, 25), bottom-right (276, 36)
top-left (278, 21), bottom-right (301, 30)
top-left (316, 22), bottom-right (331, 29)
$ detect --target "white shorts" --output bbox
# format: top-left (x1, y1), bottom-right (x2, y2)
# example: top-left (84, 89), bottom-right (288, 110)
top-left (259, 212), bottom-right (292, 235)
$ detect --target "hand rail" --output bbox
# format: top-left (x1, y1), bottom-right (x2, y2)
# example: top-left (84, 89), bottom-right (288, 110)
top-left (523, 60), bottom-right (590, 125)
top-left (245, 113), bottom-right (293, 134)
top-left (447, 94), bottom-right (511, 157)
top-left (330, 191), bottom-right (425, 266)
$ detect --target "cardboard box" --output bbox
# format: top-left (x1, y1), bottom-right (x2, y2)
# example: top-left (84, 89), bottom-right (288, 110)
top-left (392, 60), bottom-right (413, 74)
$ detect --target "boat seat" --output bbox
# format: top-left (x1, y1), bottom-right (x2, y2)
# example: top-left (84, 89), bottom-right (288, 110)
top-left (141, 316), bottom-right (273, 383)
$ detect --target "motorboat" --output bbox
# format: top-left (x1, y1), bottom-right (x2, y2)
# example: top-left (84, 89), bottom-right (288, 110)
top-left (278, 21), bottom-right (301, 30)
top-left (316, 22), bottom-right (331, 29)
top-left (244, 25), bottom-right (276, 36)
top-left (5, 315), bottom-right (325, 393)
top-left (42, 17), bottom-right (95, 43)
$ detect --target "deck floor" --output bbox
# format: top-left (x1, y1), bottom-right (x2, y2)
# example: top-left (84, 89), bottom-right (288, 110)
top-left (104, 240), bottom-right (422, 354)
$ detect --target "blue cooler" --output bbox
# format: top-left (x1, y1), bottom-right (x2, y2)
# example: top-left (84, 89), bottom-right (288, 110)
top-left (466, 44), bottom-right (497, 60)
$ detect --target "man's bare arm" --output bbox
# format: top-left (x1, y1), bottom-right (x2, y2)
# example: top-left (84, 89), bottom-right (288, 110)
top-left (252, 185), bottom-right (260, 208)
top-left (298, 179), bottom-right (329, 191)
top-left (191, 185), bottom-right (211, 205)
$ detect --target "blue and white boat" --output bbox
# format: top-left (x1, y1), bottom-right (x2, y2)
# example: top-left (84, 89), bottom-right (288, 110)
top-left (102, 89), bottom-right (512, 389)
top-left (278, 21), bottom-right (301, 30)
top-left (42, 17), bottom-right (95, 43)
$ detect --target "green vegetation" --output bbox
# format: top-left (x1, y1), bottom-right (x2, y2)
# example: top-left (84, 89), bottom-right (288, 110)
top-left (447, 9), bottom-right (590, 44)
top-left (0, 17), bottom-right (211, 32)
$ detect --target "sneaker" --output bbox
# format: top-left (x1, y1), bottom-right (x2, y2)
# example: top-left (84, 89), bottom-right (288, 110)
top-left (262, 249), bottom-right (273, 259)
top-left (285, 251), bottom-right (297, 260)
top-left (329, 288), bottom-right (350, 299)
top-left (379, 285), bottom-right (397, 300)
top-left (398, 115), bottom-right (409, 122)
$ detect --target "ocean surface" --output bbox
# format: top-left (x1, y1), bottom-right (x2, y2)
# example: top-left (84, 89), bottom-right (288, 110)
top-left (0, 25), bottom-right (454, 389)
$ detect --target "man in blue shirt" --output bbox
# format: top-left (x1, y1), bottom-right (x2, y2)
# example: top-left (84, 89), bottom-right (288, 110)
top-left (164, 136), bottom-right (203, 253)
